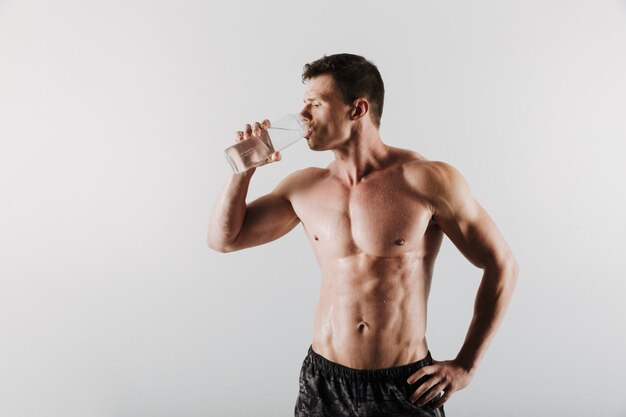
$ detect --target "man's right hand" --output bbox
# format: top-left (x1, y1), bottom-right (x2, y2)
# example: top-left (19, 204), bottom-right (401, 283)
top-left (235, 119), bottom-right (282, 174)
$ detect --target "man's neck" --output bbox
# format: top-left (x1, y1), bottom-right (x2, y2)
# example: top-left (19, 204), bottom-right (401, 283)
top-left (330, 127), bottom-right (389, 186)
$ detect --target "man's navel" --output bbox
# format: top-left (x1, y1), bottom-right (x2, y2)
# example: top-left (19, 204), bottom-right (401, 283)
top-left (357, 320), bottom-right (369, 333)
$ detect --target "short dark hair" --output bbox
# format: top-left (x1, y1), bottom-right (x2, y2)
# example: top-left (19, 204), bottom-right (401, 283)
top-left (302, 53), bottom-right (385, 127)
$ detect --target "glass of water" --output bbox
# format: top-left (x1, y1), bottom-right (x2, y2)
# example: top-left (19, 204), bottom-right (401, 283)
top-left (224, 114), bottom-right (307, 174)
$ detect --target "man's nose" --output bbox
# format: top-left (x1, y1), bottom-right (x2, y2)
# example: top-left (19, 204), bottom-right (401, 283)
top-left (299, 107), bottom-right (311, 121)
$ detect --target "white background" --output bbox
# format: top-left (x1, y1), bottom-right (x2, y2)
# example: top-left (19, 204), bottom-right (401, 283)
top-left (1, 1), bottom-right (625, 416)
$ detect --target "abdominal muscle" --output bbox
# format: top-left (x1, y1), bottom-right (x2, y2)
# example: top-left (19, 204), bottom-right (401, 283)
top-left (311, 252), bottom-right (433, 370)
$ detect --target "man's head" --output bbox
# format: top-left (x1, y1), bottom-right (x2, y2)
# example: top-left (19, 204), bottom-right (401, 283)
top-left (302, 53), bottom-right (385, 128)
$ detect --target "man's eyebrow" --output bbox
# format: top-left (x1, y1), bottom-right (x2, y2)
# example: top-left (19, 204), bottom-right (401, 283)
top-left (303, 97), bottom-right (320, 103)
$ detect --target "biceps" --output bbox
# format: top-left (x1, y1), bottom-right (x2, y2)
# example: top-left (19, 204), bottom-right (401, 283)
top-left (440, 202), bottom-right (509, 269)
top-left (234, 193), bottom-right (300, 249)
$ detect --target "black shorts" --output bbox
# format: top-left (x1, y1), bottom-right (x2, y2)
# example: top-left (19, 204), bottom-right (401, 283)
top-left (294, 346), bottom-right (446, 417)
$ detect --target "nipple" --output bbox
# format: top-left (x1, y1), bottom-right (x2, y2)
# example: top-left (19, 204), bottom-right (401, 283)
top-left (395, 238), bottom-right (405, 246)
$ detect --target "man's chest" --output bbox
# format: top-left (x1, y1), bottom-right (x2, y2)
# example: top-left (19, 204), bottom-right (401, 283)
top-left (291, 174), bottom-right (434, 257)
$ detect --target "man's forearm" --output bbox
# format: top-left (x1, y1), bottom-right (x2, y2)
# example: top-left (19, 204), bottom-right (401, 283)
top-left (207, 171), bottom-right (254, 251)
top-left (455, 258), bottom-right (519, 372)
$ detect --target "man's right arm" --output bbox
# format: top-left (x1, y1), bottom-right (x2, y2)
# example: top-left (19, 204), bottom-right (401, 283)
top-left (208, 121), bottom-right (301, 252)
top-left (207, 169), bottom-right (300, 253)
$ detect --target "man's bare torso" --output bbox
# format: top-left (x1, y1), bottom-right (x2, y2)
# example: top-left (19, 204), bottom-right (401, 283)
top-left (285, 147), bottom-right (444, 369)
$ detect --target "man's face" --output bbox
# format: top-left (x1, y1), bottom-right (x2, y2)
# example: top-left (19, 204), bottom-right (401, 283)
top-left (299, 74), bottom-right (352, 151)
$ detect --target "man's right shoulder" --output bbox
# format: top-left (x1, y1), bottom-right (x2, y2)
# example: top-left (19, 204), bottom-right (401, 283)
top-left (274, 166), bottom-right (329, 198)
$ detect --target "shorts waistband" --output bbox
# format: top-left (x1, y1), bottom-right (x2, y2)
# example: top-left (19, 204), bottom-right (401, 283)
top-left (306, 346), bottom-right (433, 381)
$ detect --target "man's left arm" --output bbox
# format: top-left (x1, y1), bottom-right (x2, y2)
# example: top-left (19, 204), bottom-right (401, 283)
top-left (407, 161), bottom-right (519, 408)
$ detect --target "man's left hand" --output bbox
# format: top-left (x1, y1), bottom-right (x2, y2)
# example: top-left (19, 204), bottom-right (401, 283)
top-left (406, 359), bottom-right (474, 408)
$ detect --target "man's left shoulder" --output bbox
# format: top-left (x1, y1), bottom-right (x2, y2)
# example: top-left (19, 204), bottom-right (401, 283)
top-left (388, 146), bottom-right (455, 173)
top-left (400, 154), bottom-right (466, 191)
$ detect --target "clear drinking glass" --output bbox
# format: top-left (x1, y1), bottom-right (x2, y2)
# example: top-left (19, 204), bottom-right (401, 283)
top-left (224, 114), bottom-right (307, 174)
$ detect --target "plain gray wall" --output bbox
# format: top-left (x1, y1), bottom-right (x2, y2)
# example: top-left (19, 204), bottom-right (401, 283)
top-left (1, 1), bottom-right (625, 416)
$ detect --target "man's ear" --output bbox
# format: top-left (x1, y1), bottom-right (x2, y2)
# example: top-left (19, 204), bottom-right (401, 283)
top-left (351, 99), bottom-right (369, 120)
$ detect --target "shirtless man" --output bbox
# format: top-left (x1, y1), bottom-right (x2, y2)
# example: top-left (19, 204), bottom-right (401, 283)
top-left (208, 54), bottom-right (518, 416)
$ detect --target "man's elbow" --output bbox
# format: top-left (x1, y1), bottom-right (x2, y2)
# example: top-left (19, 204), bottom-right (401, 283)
top-left (485, 253), bottom-right (518, 285)
top-left (207, 237), bottom-right (236, 253)
top-left (501, 254), bottom-right (519, 286)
